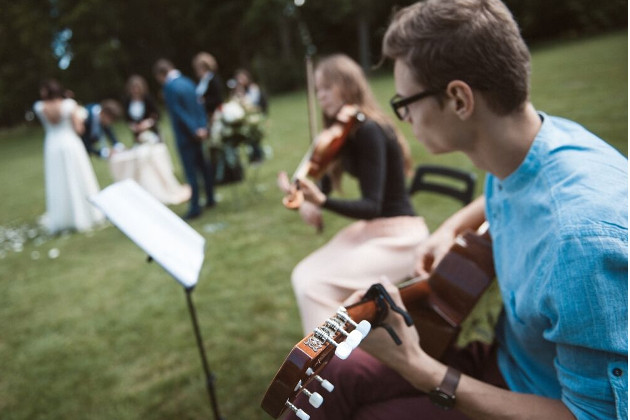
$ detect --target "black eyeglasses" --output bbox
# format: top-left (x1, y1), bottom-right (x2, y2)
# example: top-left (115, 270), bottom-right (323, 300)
top-left (390, 90), bottom-right (441, 120)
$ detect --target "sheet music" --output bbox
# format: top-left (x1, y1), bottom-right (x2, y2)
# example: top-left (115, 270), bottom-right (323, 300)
top-left (90, 179), bottom-right (205, 289)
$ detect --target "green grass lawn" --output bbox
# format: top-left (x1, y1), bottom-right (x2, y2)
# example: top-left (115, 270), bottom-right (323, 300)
top-left (0, 31), bottom-right (626, 420)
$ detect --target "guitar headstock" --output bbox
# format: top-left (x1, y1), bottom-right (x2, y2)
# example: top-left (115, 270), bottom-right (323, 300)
top-left (261, 307), bottom-right (371, 419)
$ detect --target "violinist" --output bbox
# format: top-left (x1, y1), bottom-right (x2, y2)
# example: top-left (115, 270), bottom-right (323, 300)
top-left (278, 54), bottom-right (429, 334)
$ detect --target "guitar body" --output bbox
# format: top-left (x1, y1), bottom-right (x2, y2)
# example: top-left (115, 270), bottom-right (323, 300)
top-left (402, 230), bottom-right (495, 359)
top-left (261, 227), bottom-right (495, 418)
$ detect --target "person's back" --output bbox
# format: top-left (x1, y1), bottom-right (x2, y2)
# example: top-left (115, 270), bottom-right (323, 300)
top-left (33, 88), bottom-right (103, 234)
top-left (34, 98), bottom-right (79, 138)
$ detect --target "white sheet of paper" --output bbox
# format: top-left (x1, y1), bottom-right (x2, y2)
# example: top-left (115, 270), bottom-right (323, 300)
top-left (90, 179), bottom-right (205, 289)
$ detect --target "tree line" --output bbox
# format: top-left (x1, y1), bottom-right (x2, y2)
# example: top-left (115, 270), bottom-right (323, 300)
top-left (0, 0), bottom-right (626, 127)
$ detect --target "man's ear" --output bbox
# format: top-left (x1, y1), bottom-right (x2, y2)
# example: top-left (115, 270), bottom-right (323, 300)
top-left (445, 80), bottom-right (474, 120)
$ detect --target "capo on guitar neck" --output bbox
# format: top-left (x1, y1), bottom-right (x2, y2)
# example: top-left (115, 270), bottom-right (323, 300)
top-left (360, 283), bottom-right (414, 345)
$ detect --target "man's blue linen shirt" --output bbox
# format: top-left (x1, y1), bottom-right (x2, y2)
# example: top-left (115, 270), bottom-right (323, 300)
top-left (485, 113), bottom-right (628, 419)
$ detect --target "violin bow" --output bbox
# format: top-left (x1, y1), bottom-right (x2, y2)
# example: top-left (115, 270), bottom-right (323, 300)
top-left (305, 54), bottom-right (319, 145)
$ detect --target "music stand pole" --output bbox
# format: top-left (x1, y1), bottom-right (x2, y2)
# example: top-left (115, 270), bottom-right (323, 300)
top-left (185, 287), bottom-right (224, 420)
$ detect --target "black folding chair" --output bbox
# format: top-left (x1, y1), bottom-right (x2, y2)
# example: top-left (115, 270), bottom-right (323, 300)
top-left (408, 164), bottom-right (477, 207)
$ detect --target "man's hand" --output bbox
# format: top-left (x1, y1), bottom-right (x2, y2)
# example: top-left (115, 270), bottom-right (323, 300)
top-left (195, 127), bottom-right (209, 141)
top-left (414, 197), bottom-right (487, 276)
top-left (413, 228), bottom-right (457, 277)
top-left (343, 278), bottom-right (427, 376)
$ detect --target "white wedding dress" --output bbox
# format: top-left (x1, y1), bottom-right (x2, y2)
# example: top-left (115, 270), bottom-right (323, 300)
top-left (34, 98), bottom-right (105, 234)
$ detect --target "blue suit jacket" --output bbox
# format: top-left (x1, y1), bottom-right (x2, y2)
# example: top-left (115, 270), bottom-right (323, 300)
top-left (163, 74), bottom-right (207, 148)
top-left (81, 103), bottom-right (120, 154)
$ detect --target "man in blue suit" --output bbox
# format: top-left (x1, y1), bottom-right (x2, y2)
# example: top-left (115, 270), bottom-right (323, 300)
top-left (153, 58), bottom-right (216, 220)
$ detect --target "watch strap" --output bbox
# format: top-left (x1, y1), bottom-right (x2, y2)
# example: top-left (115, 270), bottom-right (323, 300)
top-left (438, 366), bottom-right (461, 397)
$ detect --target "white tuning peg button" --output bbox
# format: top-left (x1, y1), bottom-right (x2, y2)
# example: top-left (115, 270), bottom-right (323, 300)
top-left (320, 378), bottom-right (334, 392)
top-left (356, 320), bottom-right (371, 337)
top-left (296, 409), bottom-right (310, 420)
top-left (308, 392), bottom-right (324, 408)
top-left (286, 401), bottom-right (310, 420)
top-left (335, 341), bottom-right (353, 360)
top-left (346, 330), bottom-right (363, 348)
top-left (306, 368), bottom-right (335, 392)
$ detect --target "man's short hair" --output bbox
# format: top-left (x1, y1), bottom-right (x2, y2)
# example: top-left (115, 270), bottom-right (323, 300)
top-left (383, 0), bottom-right (531, 115)
top-left (100, 99), bottom-right (123, 120)
top-left (153, 58), bottom-right (175, 77)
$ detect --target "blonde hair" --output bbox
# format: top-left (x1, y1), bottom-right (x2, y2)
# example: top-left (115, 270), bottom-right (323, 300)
top-left (315, 54), bottom-right (413, 176)
top-left (383, 0), bottom-right (530, 115)
top-left (192, 52), bottom-right (218, 73)
top-left (125, 74), bottom-right (148, 96)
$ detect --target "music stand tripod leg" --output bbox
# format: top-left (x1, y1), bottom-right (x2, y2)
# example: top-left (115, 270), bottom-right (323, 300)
top-left (185, 287), bottom-right (225, 420)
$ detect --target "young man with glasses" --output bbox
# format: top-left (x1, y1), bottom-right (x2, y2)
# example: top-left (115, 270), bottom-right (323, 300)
top-left (288, 0), bottom-right (627, 419)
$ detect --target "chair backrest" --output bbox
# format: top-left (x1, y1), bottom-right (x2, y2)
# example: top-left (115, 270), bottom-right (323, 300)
top-left (409, 164), bottom-right (477, 207)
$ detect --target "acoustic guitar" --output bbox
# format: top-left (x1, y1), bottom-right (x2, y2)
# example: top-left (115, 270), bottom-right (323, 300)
top-left (261, 223), bottom-right (495, 419)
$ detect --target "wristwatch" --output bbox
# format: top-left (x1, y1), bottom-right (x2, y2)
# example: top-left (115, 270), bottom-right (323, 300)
top-left (428, 366), bottom-right (461, 410)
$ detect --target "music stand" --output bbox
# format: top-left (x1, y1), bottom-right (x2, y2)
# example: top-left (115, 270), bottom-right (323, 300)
top-left (91, 180), bottom-right (224, 420)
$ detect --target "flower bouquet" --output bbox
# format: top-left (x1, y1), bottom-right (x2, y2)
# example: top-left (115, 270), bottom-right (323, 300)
top-left (208, 99), bottom-right (266, 184)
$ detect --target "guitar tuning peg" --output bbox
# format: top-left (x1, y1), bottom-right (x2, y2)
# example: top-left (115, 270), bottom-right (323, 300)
top-left (313, 327), bottom-right (355, 360)
top-left (306, 390), bottom-right (324, 408)
top-left (306, 368), bottom-right (335, 392)
top-left (335, 341), bottom-right (352, 360)
top-left (296, 409), bottom-right (310, 420)
top-left (295, 381), bottom-right (324, 408)
top-left (346, 329), bottom-right (363, 348)
top-left (286, 401), bottom-right (310, 420)
top-left (319, 378), bottom-right (334, 393)
top-left (336, 307), bottom-right (372, 337)
top-left (356, 320), bottom-right (372, 337)
top-left (325, 318), bottom-right (361, 348)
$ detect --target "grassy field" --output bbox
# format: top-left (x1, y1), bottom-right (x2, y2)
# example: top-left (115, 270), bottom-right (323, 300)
top-left (0, 32), bottom-right (626, 420)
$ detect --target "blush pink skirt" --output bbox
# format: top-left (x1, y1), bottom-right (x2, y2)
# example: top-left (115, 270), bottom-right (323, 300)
top-left (291, 216), bottom-right (429, 333)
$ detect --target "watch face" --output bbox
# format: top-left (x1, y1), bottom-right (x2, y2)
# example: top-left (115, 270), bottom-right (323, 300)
top-left (429, 389), bottom-right (456, 410)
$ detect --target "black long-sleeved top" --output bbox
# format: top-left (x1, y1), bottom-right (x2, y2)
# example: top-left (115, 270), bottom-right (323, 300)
top-left (321, 119), bottom-right (415, 220)
top-left (123, 94), bottom-right (161, 137)
top-left (201, 74), bottom-right (224, 117)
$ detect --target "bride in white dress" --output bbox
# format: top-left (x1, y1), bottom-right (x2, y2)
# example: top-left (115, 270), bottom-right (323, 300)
top-left (34, 80), bottom-right (105, 234)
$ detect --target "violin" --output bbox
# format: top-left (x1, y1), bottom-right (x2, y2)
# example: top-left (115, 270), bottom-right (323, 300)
top-left (282, 105), bottom-right (365, 209)
top-left (261, 223), bottom-right (495, 419)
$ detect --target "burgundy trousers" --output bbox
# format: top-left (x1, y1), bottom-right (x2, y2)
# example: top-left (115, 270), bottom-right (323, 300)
top-left (285, 342), bottom-right (507, 420)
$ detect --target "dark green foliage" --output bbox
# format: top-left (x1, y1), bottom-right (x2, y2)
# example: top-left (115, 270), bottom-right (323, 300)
top-left (0, 0), bottom-right (627, 127)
